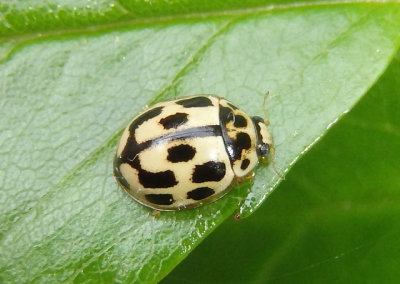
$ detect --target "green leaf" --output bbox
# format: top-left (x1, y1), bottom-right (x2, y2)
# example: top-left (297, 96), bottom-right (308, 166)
top-left (163, 50), bottom-right (400, 284)
top-left (1, 1), bottom-right (400, 283)
top-left (0, 0), bottom-right (375, 38)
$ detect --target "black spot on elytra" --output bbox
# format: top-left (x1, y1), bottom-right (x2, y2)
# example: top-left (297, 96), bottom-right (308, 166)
top-left (159, 113), bottom-right (188, 129)
top-left (145, 194), bottom-right (174, 205)
top-left (116, 148), bottom-right (178, 189)
top-left (192, 161), bottom-right (226, 183)
top-left (219, 103), bottom-right (254, 164)
top-left (167, 144), bottom-right (196, 162)
top-left (139, 169), bottom-right (178, 188)
top-left (129, 106), bottom-right (163, 133)
top-left (220, 106), bottom-right (234, 124)
top-left (116, 106), bottom-right (164, 165)
top-left (176, 97), bottom-right (213, 108)
top-left (236, 132), bottom-right (251, 150)
top-left (233, 115), bottom-right (247, 128)
top-left (240, 159), bottom-right (250, 170)
top-left (224, 132), bottom-right (252, 162)
top-left (187, 187), bottom-right (215, 200)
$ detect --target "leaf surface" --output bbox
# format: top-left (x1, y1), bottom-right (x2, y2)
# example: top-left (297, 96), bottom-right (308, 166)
top-left (1, 1), bottom-right (400, 282)
top-left (163, 51), bottom-right (400, 284)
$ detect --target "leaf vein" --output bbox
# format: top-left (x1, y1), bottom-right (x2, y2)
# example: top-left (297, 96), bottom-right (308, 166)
top-left (1, 1), bottom-right (399, 52)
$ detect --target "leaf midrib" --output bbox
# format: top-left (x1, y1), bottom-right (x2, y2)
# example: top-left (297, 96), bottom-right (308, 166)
top-left (0, 1), bottom-right (395, 43)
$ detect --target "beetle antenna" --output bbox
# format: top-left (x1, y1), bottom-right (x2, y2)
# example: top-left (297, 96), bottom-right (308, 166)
top-left (261, 90), bottom-right (270, 125)
top-left (263, 91), bottom-right (270, 109)
top-left (269, 147), bottom-right (285, 180)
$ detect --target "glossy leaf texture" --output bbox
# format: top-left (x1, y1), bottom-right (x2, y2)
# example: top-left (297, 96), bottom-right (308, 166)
top-left (0, 0), bottom-right (373, 38)
top-left (163, 52), bottom-right (400, 284)
top-left (1, 1), bottom-right (400, 283)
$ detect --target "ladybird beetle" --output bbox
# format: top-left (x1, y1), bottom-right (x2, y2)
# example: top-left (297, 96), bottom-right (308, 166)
top-left (114, 95), bottom-right (272, 211)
